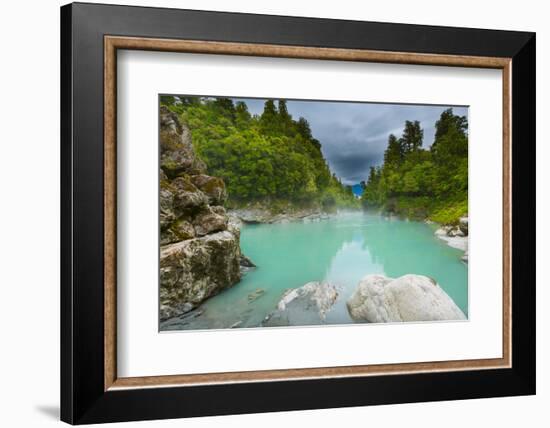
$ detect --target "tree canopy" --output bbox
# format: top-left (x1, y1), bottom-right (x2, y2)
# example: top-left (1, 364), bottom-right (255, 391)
top-left (361, 109), bottom-right (468, 224)
top-left (161, 96), bottom-right (357, 210)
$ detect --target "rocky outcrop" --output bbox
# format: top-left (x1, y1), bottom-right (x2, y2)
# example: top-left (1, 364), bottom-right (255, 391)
top-left (459, 216), bottom-right (468, 235)
top-left (346, 274), bottom-right (466, 323)
top-left (230, 207), bottom-right (329, 224)
top-left (239, 254), bottom-right (256, 274)
top-left (435, 224), bottom-right (465, 238)
top-left (192, 206), bottom-right (228, 237)
top-left (262, 281), bottom-right (339, 327)
top-left (160, 231), bottom-right (241, 320)
top-left (435, 216), bottom-right (468, 263)
top-left (160, 110), bottom-right (206, 178)
top-left (190, 174), bottom-right (228, 205)
top-left (159, 106), bottom-right (242, 320)
top-left (435, 227), bottom-right (467, 251)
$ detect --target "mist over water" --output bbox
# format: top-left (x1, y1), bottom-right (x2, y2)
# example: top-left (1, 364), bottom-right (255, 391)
top-left (161, 211), bottom-right (467, 331)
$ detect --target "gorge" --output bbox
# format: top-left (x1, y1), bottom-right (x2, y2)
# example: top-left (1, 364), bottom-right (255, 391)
top-left (159, 97), bottom-right (469, 330)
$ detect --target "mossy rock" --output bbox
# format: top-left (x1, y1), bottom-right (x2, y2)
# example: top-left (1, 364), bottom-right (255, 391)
top-left (160, 108), bottom-right (207, 178)
top-left (161, 219), bottom-right (196, 245)
top-left (171, 219), bottom-right (195, 240)
top-left (171, 176), bottom-right (208, 215)
top-left (190, 174), bottom-right (227, 205)
top-left (159, 231), bottom-right (241, 319)
top-left (192, 206), bottom-right (228, 236)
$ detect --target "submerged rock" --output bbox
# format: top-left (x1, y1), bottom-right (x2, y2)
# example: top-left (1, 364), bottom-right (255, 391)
top-left (159, 302), bottom-right (195, 321)
top-left (247, 288), bottom-right (265, 303)
top-left (160, 306), bottom-right (205, 328)
top-left (239, 254), bottom-right (256, 275)
top-left (346, 274), bottom-right (466, 323)
top-left (240, 254), bottom-right (256, 268)
top-left (263, 281), bottom-right (339, 327)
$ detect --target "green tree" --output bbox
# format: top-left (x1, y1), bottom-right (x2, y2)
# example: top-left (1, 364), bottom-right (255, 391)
top-left (259, 100), bottom-right (278, 134)
top-left (431, 109), bottom-right (468, 168)
top-left (278, 100), bottom-right (291, 122)
top-left (164, 97), bottom-right (358, 210)
top-left (360, 109), bottom-right (468, 224)
top-left (212, 97), bottom-right (236, 121)
top-left (235, 101), bottom-right (251, 129)
top-left (296, 117), bottom-right (312, 139)
top-left (383, 134), bottom-right (403, 167)
top-left (433, 108), bottom-right (468, 145)
top-left (400, 120), bottom-right (423, 153)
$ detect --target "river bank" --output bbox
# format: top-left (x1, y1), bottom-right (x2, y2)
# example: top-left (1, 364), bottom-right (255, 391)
top-left (160, 211), bottom-right (468, 331)
top-left (433, 216), bottom-right (469, 263)
top-left (229, 206), bottom-right (332, 224)
top-left (368, 205), bottom-right (469, 264)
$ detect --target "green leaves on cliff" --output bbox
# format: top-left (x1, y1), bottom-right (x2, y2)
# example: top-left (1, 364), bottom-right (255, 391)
top-left (361, 109), bottom-right (468, 224)
top-left (160, 96), bottom-right (356, 208)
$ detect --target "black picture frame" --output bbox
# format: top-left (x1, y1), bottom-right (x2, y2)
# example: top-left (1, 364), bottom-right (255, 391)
top-left (61, 2), bottom-right (535, 424)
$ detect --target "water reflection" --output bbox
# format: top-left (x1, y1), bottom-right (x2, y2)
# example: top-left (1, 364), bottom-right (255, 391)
top-left (161, 211), bottom-right (467, 331)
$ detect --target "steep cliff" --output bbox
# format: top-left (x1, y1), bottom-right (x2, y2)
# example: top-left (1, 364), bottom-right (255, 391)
top-left (159, 106), bottom-right (241, 320)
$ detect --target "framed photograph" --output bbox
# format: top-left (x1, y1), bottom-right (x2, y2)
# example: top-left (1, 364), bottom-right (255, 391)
top-left (61, 2), bottom-right (535, 424)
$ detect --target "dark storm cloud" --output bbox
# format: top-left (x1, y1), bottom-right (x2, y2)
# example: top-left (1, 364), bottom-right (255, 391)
top-left (236, 98), bottom-right (468, 186)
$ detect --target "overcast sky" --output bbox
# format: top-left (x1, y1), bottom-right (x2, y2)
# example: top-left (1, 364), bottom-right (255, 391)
top-left (236, 98), bottom-right (468, 186)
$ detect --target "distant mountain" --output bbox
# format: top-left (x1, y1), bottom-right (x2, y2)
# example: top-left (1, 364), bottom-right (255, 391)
top-left (352, 184), bottom-right (364, 197)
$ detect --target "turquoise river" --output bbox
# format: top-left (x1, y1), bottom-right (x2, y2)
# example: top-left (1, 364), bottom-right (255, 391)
top-left (161, 211), bottom-right (468, 330)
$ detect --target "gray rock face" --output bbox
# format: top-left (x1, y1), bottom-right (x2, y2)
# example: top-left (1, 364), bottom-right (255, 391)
top-left (263, 281), bottom-right (339, 327)
top-left (170, 176), bottom-right (209, 214)
top-left (159, 106), bottom-right (242, 320)
top-left (347, 274), bottom-right (466, 323)
top-left (459, 216), bottom-right (469, 235)
top-left (240, 254), bottom-right (256, 268)
top-left (160, 219), bottom-right (195, 246)
top-left (435, 216), bottom-right (468, 239)
top-left (190, 174), bottom-right (228, 206)
top-left (192, 206), bottom-right (228, 237)
top-left (160, 231), bottom-right (241, 321)
top-left (160, 108), bottom-right (206, 177)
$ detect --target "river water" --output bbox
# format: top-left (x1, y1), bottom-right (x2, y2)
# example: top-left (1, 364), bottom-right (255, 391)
top-left (161, 211), bottom-right (468, 331)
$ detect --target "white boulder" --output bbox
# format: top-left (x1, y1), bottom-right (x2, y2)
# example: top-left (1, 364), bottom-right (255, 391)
top-left (277, 281), bottom-right (338, 320)
top-left (263, 281), bottom-right (339, 327)
top-left (346, 274), bottom-right (466, 323)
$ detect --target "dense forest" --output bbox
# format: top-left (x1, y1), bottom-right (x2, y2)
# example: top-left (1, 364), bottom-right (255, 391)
top-left (160, 96), bottom-right (358, 211)
top-left (361, 108), bottom-right (468, 224)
